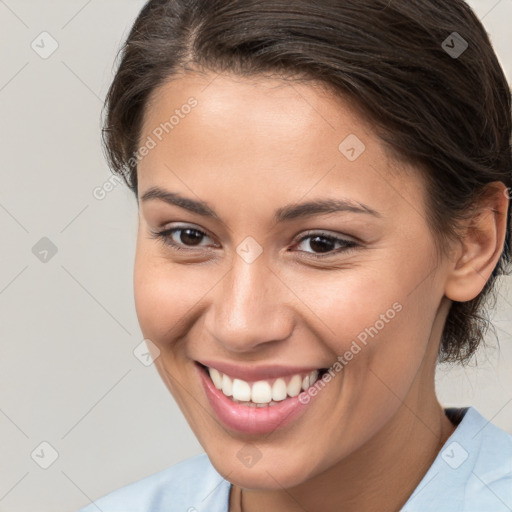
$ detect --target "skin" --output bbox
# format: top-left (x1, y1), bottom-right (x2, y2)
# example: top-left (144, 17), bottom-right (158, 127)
top-left (133, 70), bottom-right (508, 512)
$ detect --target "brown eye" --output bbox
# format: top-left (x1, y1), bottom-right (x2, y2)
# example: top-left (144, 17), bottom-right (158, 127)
top-left (294, 232), bottom-right (358, 258)
top-left (175, 228), bottom-right (205, 246)
top-left (150, 225), bottom-right (216, 251)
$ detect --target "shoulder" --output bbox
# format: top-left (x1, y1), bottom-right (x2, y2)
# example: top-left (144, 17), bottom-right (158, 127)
top-left (402, 406), bottom-right (512, 512)
top-left (463, 407), bottom-right (512, 509)
top-left (77, 452), bottom-right (231, 512)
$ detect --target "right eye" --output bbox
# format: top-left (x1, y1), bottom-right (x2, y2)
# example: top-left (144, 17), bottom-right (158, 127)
top-left (149, 225), bottom-right (218, 252)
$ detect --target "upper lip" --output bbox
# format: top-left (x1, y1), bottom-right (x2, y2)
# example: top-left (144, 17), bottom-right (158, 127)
top-left (197, 360), bottom-right (324, 381)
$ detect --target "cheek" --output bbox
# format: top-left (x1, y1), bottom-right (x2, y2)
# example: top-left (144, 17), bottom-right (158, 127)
top-left (304, 252), bottom-right (438, 391)
top-left (133, 244), bottom-right (220, 343)
top-left (289, 266), bottom-right (402, 347)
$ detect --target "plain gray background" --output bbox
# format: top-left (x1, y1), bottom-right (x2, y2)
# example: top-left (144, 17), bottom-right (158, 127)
top-left (0, 1), bottom-right (510, 511)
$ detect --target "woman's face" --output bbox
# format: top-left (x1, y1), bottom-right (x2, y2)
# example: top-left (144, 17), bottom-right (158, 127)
top-left (134, 71), bottom-right (453, 489)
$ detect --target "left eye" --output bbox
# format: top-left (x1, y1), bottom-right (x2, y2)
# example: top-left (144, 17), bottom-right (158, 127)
top-left (293, 232), bottom-right (358, 257)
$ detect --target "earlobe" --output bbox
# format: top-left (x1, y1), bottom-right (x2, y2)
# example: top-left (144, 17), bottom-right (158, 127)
top-left (444, 182), bottom-right (509, 302)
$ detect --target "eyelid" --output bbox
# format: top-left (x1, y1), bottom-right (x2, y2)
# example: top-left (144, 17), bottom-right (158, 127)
top-left (154, 223), bottom-right (218, 248)
top-left (294, 229), bottom-right (359, 245)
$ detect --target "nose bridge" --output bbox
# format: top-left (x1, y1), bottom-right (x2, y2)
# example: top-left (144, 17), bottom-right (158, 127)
top-left (207, 248), bottom-right (292, 351)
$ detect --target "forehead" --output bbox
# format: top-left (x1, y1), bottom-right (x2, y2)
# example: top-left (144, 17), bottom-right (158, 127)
top-left (137, 71), bottom-right (424, 222)
top-left (141, 71), bottom-right (372, 154)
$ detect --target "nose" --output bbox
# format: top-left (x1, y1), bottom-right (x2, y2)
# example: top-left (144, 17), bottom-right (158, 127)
top-left (203, 248), bottom-right (294, 353)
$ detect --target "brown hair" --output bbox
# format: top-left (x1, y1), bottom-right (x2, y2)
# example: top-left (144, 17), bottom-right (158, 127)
top-left (102, 0), bottom-right (511, 364)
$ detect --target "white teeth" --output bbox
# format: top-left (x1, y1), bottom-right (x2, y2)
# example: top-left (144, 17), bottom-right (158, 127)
top-left (209, 367), bottom-right (223, 390)
top-left (251, 380), bottom-right (272, 404)
top-left (221, 373), bottom-right (233, 397)
top-left (272, 378), bottom-right (287, 401)
top-left (232, 378), bottom-right (251, 402)
top-left (207, 366), bottom-right (323, 405)
top-left (287, 374), bottom-right (302, 397)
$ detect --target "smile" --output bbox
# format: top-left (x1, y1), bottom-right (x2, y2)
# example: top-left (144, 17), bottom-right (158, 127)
top-left (196, 362), bottom-right (330, 434)
top-left (206, 366), bottom-right (321, 406)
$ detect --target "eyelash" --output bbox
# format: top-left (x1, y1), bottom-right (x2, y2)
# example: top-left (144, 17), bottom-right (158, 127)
top-left (149, 225), bottom-right (359, 259)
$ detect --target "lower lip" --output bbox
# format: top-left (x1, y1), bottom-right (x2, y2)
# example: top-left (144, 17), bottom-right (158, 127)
top-left (197, 365), bottom-right (311, 435)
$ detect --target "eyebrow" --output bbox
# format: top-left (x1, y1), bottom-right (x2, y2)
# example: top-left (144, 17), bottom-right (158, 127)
top-left (140, 186), bottom-right (381, 223)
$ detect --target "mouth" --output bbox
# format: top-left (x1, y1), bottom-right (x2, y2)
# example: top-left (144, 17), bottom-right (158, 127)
top-left (197, 362), bottom-right (328, 407)
top-left (196, 361), bottom-right (330, 434)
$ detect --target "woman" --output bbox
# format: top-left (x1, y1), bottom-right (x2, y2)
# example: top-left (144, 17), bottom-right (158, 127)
top-left (79, 0), bottom-right (512, 510)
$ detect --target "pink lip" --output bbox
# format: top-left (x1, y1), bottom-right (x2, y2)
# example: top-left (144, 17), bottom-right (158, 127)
top-left (197, 364), bottom-right (311, 435)
top-left (197, 359), bottom-right (321, 382)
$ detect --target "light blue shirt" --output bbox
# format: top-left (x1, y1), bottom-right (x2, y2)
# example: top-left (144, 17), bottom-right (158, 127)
top-left (78, 407), bottom-right (512, 511)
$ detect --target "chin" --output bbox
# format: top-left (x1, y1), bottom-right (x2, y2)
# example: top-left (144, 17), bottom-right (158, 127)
top-left (206, 444), bottom-right (318, 490)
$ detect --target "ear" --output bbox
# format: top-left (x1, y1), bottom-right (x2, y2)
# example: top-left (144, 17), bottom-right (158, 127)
top-left (444, 182), bottom-right (509, 302)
